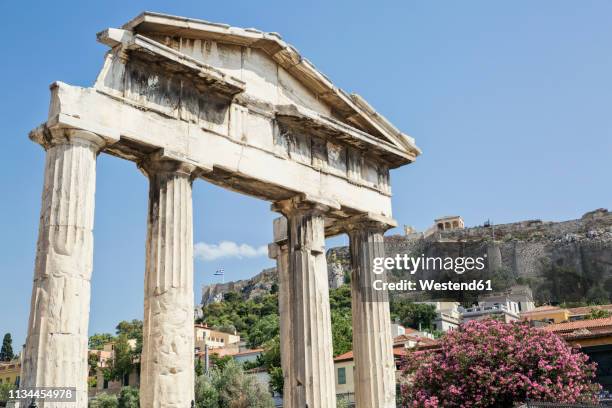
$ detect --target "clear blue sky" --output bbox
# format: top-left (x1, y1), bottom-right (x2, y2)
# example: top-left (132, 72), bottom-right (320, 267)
top-left (1, 1), bottom-right (610, 348)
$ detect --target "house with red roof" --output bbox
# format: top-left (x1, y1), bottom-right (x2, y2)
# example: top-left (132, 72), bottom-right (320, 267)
top-left (333, 334), bottom-right (440, 403)
top-left (545, 316), bottom-right (612, 392)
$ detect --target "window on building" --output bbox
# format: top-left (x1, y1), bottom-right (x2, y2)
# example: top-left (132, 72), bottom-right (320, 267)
top-left (338, 367), bottom-right (346, 385)
top-left (15, 376), bottom-right (20, 387)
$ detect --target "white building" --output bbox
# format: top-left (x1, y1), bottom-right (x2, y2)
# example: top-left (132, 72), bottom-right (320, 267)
top-left (460, 297), bottom-right (520, 323)
top-left (390, 323), bottom-right (407, 337)
top-left (417, 301), bottom-right (461, 332)
top-left (505, 285), bottom-right (535, 313)
top-left (194, 324), bottom-right (241, 352)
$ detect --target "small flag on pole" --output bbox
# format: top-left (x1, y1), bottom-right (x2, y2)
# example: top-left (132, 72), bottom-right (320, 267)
top-left (214, 268), bottom-right (225, 283)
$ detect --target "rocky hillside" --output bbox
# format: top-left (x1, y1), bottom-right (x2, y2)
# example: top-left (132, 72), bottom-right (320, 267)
top-left (200, 253), bottom-right (349, 306)
top-left (201, 209), bottom-right (612, 306)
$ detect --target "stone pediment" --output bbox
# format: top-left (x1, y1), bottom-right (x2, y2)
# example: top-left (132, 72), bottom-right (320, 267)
top-left (32, 11), bottom-right (422, 226)
top-left (103, 30), bottom-right (246, 97)
top-left (97, 12), bottom-right (420, 162)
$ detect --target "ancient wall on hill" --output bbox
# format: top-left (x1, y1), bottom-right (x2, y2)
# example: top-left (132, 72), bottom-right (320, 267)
top-left (328, 209), bottom-right (612, 304)
top-left (201, 209), bottom-right (612, 306)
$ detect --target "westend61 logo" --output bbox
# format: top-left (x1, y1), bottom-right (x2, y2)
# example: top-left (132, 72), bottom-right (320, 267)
top-left (370, 253), bottom-right (493, 293)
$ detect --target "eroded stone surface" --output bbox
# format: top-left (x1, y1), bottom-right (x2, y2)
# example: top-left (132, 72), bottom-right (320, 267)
top-left (139, 158), bottom-right (195, 408)
top-left (347, 220), bottom-right (396, 408)
top-left (273, 200), bottom-right (337, 408)
top-left (269, 218), bottom-right (294, 406)
top-left (22, 130), bottom-right (106, 407)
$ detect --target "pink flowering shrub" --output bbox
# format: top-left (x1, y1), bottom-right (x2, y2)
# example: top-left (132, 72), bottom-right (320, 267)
top-left (401, 319), bottom-right (601, 407)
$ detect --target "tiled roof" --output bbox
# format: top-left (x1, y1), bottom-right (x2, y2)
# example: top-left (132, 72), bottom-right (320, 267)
top-left (567, 304), bottom-right (612, 316)
top-left (543, 317), bottom-right (612, 333)
top-left (521, 305), bottom-right (563, 315)
top-left (199, 348), bottom-right (239, 357)
top-left (563, 327), bottom-right (612, 340)
top-left (334, 351), bottom-right (354, 362)
top-left (334, 346), bottom-right (407, 362)
top-left (393, 334), bottom-right (438, 346)
top-left (233, 348), bottom-right (264, 356)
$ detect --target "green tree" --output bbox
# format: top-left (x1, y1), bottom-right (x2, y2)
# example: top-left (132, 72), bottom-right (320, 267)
top-left (117, 386), bottom-right (139, 408)
top-left (210, 354), bottom-right (233, 371)
top-left (586, 308), bottom-right (612, 320)
top-left (89, 393), bottom-right (119, 408)
top-left (195, 360), bottom-right (274, 408)
top-left (391, 300), bottom-right (436, 330)
top-left (0, 382), bottom-right (16, 403)
top-left (104, 335), bottom-right (136, 385)
top-left (536, 263), bottom-right (595, 305)
top-left (331, 309), bottom-right (352, 356)
top-left (199, 292), bottom-right (279, 337)
top-left (337, 398), bottom-right (351, 408)
top-left (223, 291), bottom-right (242, 303)
top-left (215, 324), bottom-right (237, 335)
top-left (89, 333), bottom-right (114, 350)
top-left (247, 314), bottom-right (279, 348)
top-left (586, 285), bottom-right (610, 305)
top-left (89, 352), bottom-right (100, 376)
top-left (269, 366), bottom-right (283, 397)
top-left (260, 337), bottom-right (281, 369)
top-left (329, 285), bottom-right (351, 310)
top-left (195, 374), bottom-right (219, 407)
top-left (195, 358), bottom-right (205, 377)
top-left (88, 376), bottom-right (98, 389)
top-left (115, 320), bottom-right (143, 354)
top-left (115, 320), bottom-right (143, 338)
top-left (0, 333), bottom-right (14, 361)
top-left (329, 286), bottom-right (353, 356)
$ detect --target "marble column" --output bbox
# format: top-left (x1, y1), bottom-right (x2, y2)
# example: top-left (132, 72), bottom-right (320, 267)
top-left (268, 217), bottom-right (294, 406)
top-left (22, 129), bottom-right (106, 407)
top-left (273, 197), bottom-right (337, 408)
top-left (346, 215), bottom-right (396, 408)
top-left (139, 156), bottom-right (196, 408)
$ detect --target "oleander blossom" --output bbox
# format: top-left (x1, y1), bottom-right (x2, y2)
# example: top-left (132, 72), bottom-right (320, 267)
top-left (400, 319), bottom-right (601, 407)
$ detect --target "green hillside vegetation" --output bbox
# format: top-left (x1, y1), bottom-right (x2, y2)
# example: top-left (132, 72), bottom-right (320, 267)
top-left (86, 288), bottom-right (438, 398)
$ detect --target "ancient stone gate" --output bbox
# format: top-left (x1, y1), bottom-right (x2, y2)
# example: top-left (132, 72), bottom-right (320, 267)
top-left (22, 12), bottom-right (420, 408)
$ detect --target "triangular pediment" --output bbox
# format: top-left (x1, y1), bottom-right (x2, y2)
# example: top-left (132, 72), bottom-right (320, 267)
top-left (109, 12), bottom-right (419, 159)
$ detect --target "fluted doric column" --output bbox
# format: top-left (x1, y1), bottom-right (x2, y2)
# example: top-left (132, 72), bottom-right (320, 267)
top-left (273, 196), bottom-right (337, 408)
top-left (139, 155), bottom-right (196, 408)
top-left (346, 215), bottom-right (397, 408)
top-left (22, 128), bottom-right (107, 407)
top-left (268, 217), bottom-right (294, 405)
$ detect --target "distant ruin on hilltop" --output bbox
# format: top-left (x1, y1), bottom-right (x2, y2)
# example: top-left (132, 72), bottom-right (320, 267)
top-left (200, 209), bottom-right (611, 307)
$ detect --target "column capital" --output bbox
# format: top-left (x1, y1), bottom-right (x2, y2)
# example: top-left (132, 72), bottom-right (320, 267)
top-left (271, 193), bottom-right (340, 217)
top-left (138, 149), bottom-right (203, 179)
top-left (29, 126), bottom-right (107, 151)
top-left (343, 213), bottom-right (397, 234)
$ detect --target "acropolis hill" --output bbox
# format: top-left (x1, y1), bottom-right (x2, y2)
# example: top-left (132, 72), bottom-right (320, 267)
top-left (202, 208), bottom-right (612, 305)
